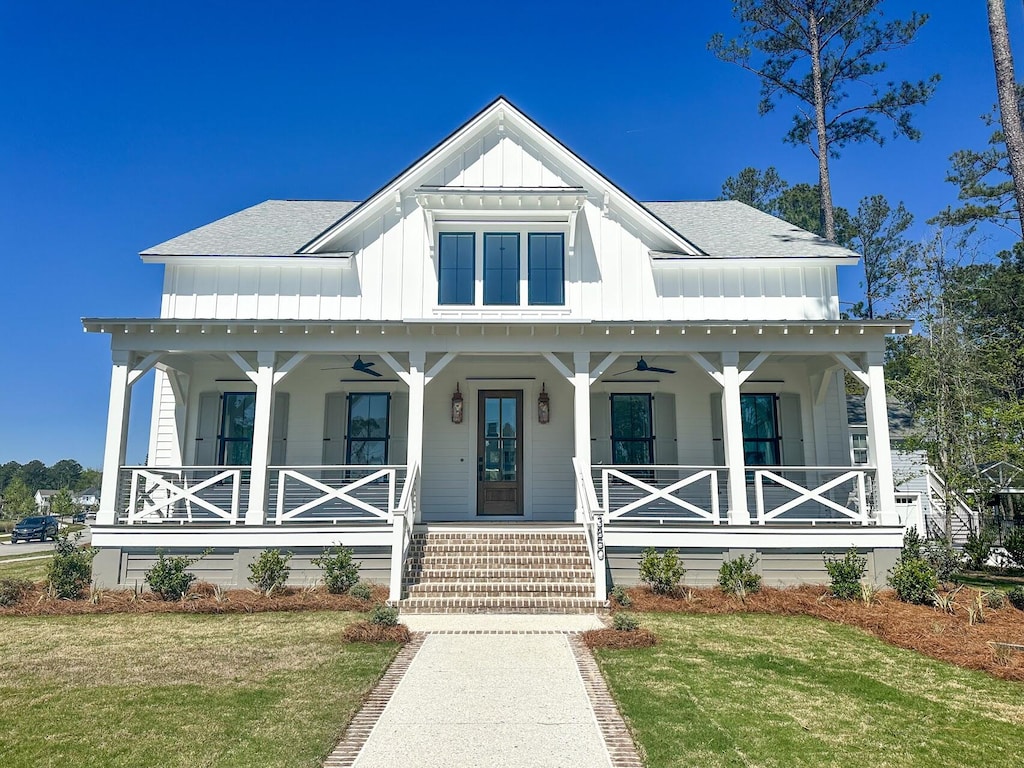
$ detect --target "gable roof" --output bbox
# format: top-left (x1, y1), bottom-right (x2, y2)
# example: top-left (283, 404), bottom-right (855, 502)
top-left (142, 200), bottom-right (358, 257)
top-left (644, 201), bottom-right (860, 259)
top-left (846, 395), bottom-right (915, 440)
top-left (299, 96), bottom-right (703, 256)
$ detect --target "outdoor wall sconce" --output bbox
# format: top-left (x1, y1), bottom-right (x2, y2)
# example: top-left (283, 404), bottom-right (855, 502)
top-left (537, 383), bottom-right (550, 424)
top-left (451, 383), bottom-right (464, 424)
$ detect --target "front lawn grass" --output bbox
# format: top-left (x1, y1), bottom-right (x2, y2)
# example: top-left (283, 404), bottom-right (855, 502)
top-left (0, 612), bottom-right (399, 767)
top-left (0, 552), bottom-right (51, 581)
top-left (595, 613), bottom-right (1024, 768)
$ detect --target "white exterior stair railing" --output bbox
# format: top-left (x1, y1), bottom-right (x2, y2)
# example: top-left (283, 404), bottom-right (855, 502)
top-left (573, 457), bottom-right (606, 602)
top-left (389, 462), bottom-right (420, 602)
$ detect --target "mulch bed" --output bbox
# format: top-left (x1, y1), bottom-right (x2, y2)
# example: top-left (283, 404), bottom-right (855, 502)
top-left (341, 622), bottom-right (412, 643)
top-left (618, 585), bottom-right (1024, 681)
top-left (582, 628), bottom-right (658, 649)
top-left (0, 581), bottom-right (390, 616)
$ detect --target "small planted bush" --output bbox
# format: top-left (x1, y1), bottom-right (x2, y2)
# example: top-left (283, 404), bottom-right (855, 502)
top-left (369, 603), bottom-right (399, 627)
top-left (1002, 527), bottom-right (1024, 569)
top-left (145, 550), bottom-right (204, 601)
top-left (889, 557), bottom-right (938, 605)
top-left (0, 578), bottom-right (32, 607)
top-left (923, 539), bottom-right (963, 584)
top-left (47, 530), bottom-right (96, 599)
top-left (963, 528), bottom-right (996, 571)
top-left (350, 581), bottom-right (373, 601)
top-left (610, 584), bottom-right (632, 607)
top-left (824, 549), bottom-right (867, 601)
top-left (639, 547), bottom-right (685, 595)
top-left (718, 555), bottom-right (761, 597)
top-left (612, 612), bottom-right (640, 632)
top-left (1006, 586), bottom-right (1024, 610)
top-left (311, 545), bottom-right (361, 594)
top-left (248, 549), bottom-right (292, 596)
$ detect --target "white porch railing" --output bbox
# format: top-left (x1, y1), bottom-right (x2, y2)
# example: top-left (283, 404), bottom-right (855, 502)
top-left (118, 466), bottom-right (244, 524)
top-left (270, 465), bottom-right (406, 524)
top-left (573, 458), bottom-right (606, 601)
top-left (753, 466), bottom-right (878, 525)
top-left (389, 462), bottom-right (421, 602)
top-left (593, 465), bottom-right (725, 524)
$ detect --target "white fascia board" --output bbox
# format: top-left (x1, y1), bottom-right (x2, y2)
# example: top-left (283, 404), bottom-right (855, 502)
top-left (91, 525), bottom-right (393, 548)
top-left (140, 254), bottom-right (353, 266)
top-left (299, 98), bottom-right (704, 257)
top-left (604, 525), bottom-right (905, 549)
top-left (649, 253), bottom-right (859, 268)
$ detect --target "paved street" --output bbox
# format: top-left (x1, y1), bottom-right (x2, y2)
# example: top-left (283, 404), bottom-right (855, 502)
top-left (0, 524), bottom-right (91, 556)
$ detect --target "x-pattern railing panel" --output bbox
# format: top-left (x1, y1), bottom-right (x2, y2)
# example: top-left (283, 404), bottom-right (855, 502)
top-left (126, 468), bottom-right (241, 523)
top-left (754, 469), bottom-right (867, 524)
top-left (600, 467), bottom-right (721, 523)
top-left (275, 467), bottom-right (395, 523)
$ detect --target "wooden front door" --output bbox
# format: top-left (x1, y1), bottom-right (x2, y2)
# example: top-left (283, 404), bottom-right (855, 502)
top-left (477, 390), bottom-right (524, 515)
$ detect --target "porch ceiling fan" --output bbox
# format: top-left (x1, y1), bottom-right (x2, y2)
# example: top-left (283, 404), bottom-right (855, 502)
top-left (613, 357), bottom-right (676, 376)
top-left (320, 355), bottom-right (384, 377)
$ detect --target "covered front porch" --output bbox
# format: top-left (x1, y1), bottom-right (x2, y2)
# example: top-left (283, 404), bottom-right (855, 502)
top-left (86, 318), bottom-right (911, 599)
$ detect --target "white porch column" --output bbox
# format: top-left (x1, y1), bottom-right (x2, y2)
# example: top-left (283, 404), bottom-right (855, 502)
top-left (97, 351), bottom-right (132, 526)
top-left (721, 352), bottom-right (751, 525)
top-left (865, 351), bottom-right (898, 525)
top-left (245, 351), bottom-right (276, 526)
top-left (572, 352), bottom-right (592, 523)
top-left (407, 351), bottom-right (426, 523)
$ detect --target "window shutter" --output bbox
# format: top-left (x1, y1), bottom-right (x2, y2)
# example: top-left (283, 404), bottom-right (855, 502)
top-left (389, 391), bottom-right (409, 464)
top-left (195, 392), bottom-right (220, 465)
top-left (590, 393), bottom-right (611, 464)
top-left (322, 392), bottom-right (347, 465)
top-left (270, 392), bottom-right (290, 466)
top-left (653, 393), bottom-right (677, 464)
top-left (709, 392), bottom-right (725, 466)
top-left (779, 392), bottom-right (805, 466)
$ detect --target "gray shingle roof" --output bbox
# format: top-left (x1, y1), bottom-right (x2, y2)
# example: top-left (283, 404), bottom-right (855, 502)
top-left (142, 200), bottom-right (359, 256)
top-left (847, 394), bottom-right (915, 440)
top-left (643, 200), bottom-right (860, 259)
top-left (142, 198), bottom-right (859, 260)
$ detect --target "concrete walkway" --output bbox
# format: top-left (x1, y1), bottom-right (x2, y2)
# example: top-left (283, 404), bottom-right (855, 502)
top-left (336, 614), bottom-right (627, 768)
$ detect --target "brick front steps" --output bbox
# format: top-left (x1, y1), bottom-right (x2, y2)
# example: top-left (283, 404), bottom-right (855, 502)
top-left (399, 530), bottom-right (605, 614)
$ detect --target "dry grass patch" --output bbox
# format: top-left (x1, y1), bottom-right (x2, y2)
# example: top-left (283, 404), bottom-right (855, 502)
top-left (341, 621), bottom-right (411, 643)
top-left (582, 628), bottom-right (657, 649)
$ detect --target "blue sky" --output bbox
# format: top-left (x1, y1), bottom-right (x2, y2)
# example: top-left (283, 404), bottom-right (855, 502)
top-left (0, 1), bottom-right (1017, 468)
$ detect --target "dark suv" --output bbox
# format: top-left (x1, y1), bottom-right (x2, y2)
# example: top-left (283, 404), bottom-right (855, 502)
top-left (11, 515), bottom-right (60, 543)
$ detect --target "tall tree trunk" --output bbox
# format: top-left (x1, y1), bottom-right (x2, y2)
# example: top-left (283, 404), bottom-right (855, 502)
top-left (808, 10), bottom-right (836, 241)
top-left (988, 0), bottom-right (1024, 236)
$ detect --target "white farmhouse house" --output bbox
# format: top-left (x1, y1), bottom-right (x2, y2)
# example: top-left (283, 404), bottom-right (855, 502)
top-left (86, 98), bottom-right (910, 608)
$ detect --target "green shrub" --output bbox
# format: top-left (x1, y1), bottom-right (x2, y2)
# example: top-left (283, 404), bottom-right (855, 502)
top-left (248, 549), bottom-right (292, 596)
top-left (612, 612), bottom-right (640, 632)
top-left (311, 545), bottom-right (361, 594)
top-left (985, 589), bottom-right (1006, 610)
top-left (923, 539), bottom-right (963, 583)
top-left (1002, 527), bottom-right (1024, 568)
top-left (1007, 586), bottom-right (1024, 610)
top-left (718, 555), bottom-right (761, 597)
top-left (824, 549), bottom-right (867, 600)
top-left (889, 557), bottom-right (937, 605)
top-left (963, 528), bottom-right (996, 570)
top-left (610, 584), bottom-right (632, 607)
top-left (350, 581), bottom-right (373, 601)
top-left (46, 530), bottom-right (96, 599)
top-left (369, 603), bottom-right (399, 627)
top-left (145, 550), bottom-right (203, 601)
top-left (639, 548), bottom-right (685, 594)
top-left (900, 526), bottom-right (923, 562)
top-left (0, 578), bottom-right (32, 606)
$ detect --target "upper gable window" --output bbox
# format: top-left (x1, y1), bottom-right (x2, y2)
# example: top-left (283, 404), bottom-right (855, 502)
top-left (483, 233), bottom-right (520, 305)
top-left (528, 233), bottom-right (564, 305)
top-left (438, 233), bottom-right (475, 305)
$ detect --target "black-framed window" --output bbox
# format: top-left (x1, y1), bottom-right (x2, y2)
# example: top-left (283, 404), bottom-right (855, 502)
top-left (483, 233), bottom-right (520, 305)
top-left (438, 232), bottom-right (475, 305)
top-left (741, 393), bottom-right (780, 466)
top-left (218, 392), bottom-right (256, 465)
top-left (528, 233), bottom-right (564, 305)
top-left (610, 394), bottom-right (654, 464)
top-left (346, 393), bottom-right (390, 465)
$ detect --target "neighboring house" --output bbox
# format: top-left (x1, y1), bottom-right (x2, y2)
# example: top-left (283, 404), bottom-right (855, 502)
top-left (76, 488), bottom-right (101, 508)
top-left (86, 97), bottom-right (909, 600)
top-left (34, 489), bottom-right (59, 513)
